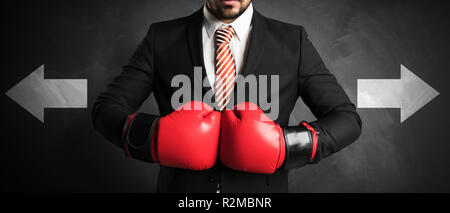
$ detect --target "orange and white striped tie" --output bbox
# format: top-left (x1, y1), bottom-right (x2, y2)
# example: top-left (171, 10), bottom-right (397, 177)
top-left (215, 26), bottom-right (236, 111)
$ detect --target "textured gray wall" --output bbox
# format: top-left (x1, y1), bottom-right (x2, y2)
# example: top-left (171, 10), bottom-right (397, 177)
top-left (2, 0), bottom-right (448, 192)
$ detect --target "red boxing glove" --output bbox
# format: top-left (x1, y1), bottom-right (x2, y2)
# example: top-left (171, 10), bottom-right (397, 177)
top-left (220, 102), bottom-right (286, 174)
top-left (152, 101), bottom-right (221, 171)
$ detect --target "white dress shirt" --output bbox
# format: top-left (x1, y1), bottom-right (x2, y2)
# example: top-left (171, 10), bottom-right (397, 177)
top-left (202, 4), bottom-right (254, 91)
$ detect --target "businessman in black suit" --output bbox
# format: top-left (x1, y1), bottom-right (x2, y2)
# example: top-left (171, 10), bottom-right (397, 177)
top-left (92, 0), bottom-right (362, 193)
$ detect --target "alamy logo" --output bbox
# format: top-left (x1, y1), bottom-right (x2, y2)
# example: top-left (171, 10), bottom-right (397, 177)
top-left (170, 67), bottom-right (280, 120)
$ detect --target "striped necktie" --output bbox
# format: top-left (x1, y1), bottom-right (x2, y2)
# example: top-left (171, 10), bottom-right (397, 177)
top-left (215, 26), bottom-right (236, 111)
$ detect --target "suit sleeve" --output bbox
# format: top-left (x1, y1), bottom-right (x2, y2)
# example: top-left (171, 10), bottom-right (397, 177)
top-left (283, 26), bottom-right (362, 169)
top-left (92, 25), bottom-right (159, 163)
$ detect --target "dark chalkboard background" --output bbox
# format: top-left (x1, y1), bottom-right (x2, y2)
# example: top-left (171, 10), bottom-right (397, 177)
top-left (1, 0), bottom-right (449, 192)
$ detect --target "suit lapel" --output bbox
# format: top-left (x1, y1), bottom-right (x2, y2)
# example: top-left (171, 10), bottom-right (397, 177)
top-left (186, 8), bottom-right (212, 92)
top-left (240, 11), bottom-right (267, 77)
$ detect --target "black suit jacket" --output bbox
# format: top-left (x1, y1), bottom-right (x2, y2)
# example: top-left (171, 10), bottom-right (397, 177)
top-left (92, 7), bottom-right (362, 193)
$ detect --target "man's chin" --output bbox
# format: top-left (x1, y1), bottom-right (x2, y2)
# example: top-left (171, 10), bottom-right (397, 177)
top-left (220, 8), bottom-right (243, 19)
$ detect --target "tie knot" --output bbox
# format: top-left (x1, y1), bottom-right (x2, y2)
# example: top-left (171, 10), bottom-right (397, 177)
top-left (216, 26), bottom-right (235, 44)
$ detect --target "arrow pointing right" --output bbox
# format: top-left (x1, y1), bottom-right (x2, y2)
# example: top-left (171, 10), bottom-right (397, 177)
top-left (358, 65), bottom-right (440, 123)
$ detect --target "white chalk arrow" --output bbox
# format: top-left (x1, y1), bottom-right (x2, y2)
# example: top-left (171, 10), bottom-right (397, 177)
top-left (5, 65), bottom-right (88, 123)
top-left (358, 65), bottom-right (439, 123)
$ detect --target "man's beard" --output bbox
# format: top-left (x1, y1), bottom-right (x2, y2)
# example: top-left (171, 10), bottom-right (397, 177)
top-left (214, 5), bottom-right (248, 20)
top-left (206, 1), bottom-right (251, 21)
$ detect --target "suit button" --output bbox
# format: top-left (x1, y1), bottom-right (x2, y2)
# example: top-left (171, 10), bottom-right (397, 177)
top-left (209, 177), bottom-right (215, 183)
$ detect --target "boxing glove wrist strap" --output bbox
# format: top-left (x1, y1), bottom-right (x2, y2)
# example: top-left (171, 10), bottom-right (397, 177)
top-left (301, 121), bottom-right (319, 162)
top-left (122, 113), bottom-right (160, 163)
top-left (282, 121), bottom-right (319, 169)
top-left (122, 113), bottom-right (137, 158)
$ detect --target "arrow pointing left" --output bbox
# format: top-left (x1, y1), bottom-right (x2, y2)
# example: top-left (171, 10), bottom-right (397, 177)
top-left (5, 65), bottom-right (88, 123)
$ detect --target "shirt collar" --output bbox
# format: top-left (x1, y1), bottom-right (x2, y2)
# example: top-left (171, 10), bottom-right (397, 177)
top-left (203, 3), bottom-right (254, 41)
